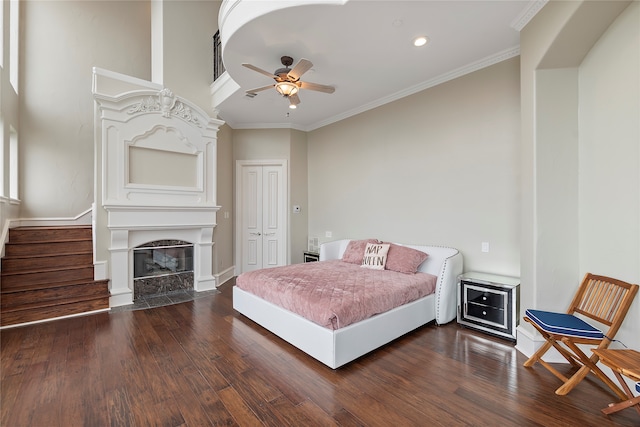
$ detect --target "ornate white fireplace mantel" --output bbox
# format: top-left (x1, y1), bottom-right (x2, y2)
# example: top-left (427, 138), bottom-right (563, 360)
top-left (93, 68), bottom-right (224, 307)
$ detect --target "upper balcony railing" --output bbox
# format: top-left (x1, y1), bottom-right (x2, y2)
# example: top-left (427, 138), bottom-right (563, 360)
top-left (213, 31), bottom-right (225, 82)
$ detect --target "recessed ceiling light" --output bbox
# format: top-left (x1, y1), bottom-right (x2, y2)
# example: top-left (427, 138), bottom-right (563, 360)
top-left (413, 36), bottom-right (429, 47)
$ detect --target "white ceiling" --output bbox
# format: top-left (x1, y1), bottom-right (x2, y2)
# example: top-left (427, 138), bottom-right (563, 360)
top-left (216, 1), bottom-right (545, 131)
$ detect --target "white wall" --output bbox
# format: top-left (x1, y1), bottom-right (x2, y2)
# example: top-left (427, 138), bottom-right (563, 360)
top-left (534, 67), bottom-right (580, 310)
top-left (518, 0), bottom-right (639, 354)
top-left (307, 58), bottom-right (521, 276)
top-left (0, 0), bottom-right (20, 236)
top-left (578, 1), bottom-right (639, 349)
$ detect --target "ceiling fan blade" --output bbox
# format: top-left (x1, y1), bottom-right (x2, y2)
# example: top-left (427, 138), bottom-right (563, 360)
top-left (245, 84), bottom-right (275, 94)
top-left (289, 93), bottom-right (301, 106)
top-left (288, 59), bottom-right (313, 80)
top-left (242, 63), bottom-right (277, 79)
top-left (300, 81), bottom-right (335, 94)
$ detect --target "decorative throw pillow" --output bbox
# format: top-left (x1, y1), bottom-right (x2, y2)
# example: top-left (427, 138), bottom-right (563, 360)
top-left (361, 243), bottom-right (390, 270)
top-left (384, 243), bottom-right (429, 274)
top-left (341, 239), bottom-right (379, 264)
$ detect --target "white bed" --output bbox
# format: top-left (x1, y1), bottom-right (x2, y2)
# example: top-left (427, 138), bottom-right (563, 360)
top-left (233, 239), bottom-right (463, 368)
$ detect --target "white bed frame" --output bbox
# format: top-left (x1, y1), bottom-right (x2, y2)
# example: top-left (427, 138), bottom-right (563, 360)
top-left (233, 239), bottom-right (463, 368)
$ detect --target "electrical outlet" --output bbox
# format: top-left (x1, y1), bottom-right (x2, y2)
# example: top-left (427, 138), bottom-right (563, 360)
top-left (325, 231), bottom-right (332, 238)
top-left (481, 242), bottom-right (490, 253)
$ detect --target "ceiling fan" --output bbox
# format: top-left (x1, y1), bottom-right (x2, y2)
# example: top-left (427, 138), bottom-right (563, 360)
top-left (242, 56), bottom-right (335, 109)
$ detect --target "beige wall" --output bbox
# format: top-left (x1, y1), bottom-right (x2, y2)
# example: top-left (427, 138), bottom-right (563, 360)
top-left (19, 0), bottom-right (151, 218)
top-left (214, 123), bottom-right (234, 275)
top-left (157, 0), bottom-right (220, 115)
top-left (289, 129), bottom-right (308, 264)
top-left (233, 128), bottom-right (292, 160)
top-left (308, 58), bottom-right (521, 276)
top-left (520, 0), bottom-right (638, 350)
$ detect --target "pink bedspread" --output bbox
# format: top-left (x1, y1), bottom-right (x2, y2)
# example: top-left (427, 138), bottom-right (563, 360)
top-left (236, 260), bottom-right (438, 330)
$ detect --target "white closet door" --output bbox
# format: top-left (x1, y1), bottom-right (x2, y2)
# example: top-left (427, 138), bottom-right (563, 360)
top-left (261, 165), bottom-right (285, 268)
top-left (239, 162), bottom-right (287, 273)
top-left (241, 165), bottom-right (262, 272)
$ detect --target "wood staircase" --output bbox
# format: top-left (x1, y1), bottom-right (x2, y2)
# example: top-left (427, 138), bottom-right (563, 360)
top-left (1, 226), bottom-right (110, 327)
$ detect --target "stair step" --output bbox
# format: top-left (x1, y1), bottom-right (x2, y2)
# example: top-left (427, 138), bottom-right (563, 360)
top-left (1, 266), bottom-right (96, 291)
top-left (1, 252), bottom-right (93, 272)
top-left (0, 297), bottom-right (110, 326)
top-left (1, 225), bottom-right (111, 327)
top-left (8, 226), bottom-right (92, 243)
top-left (1, 280), bottom-right (109, 309)
top-left (3, 240), bottom-right (93, 258)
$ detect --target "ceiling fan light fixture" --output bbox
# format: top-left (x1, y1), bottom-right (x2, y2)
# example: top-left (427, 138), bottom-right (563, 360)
top-left (289, 103), bottom-right (297, 110)
top-left (275, 81), bottom-right (299, 97)
top-left (413, 36), bottom-right (429, 47)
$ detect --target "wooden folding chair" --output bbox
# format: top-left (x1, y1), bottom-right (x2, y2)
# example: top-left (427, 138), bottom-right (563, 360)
top-left (591, 349), bottom-right (640, 415)
top-left (523, 273), bottom-right (638, 398)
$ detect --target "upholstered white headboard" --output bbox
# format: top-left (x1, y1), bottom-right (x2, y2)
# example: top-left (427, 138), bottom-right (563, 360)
top-left (319, 239), bottom-right (463, 324)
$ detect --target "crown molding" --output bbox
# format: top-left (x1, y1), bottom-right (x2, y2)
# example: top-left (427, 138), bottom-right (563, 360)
top-left (510, 0), bottom-right (548, 31)
top-left (307, 46), bottom-right (520, 132)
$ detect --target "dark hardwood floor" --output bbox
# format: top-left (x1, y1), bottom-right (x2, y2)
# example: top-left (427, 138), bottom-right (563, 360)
top-left (2, 280), bottom-right (638, 426)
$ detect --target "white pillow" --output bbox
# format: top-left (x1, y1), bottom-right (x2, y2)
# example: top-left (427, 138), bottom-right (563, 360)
top-left (361, 243), bottom-right (390, 270)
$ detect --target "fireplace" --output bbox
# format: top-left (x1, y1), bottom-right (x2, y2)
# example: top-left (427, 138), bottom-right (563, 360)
top-left (93, 71), bottom-right (224, 308)
top-left (105, 210), bottom-right (218, 307)
top-left (133, 240), bottom-right (194, 300)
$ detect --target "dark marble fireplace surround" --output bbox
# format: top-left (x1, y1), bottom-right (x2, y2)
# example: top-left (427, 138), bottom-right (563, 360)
top-left (111, 240), bottom-right (220, 312)
top-left (133, 240), bottom-right (194, 300)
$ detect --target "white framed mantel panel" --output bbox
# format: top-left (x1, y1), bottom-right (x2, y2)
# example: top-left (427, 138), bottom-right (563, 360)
top-left (93, 68), bottom-right (224, 306)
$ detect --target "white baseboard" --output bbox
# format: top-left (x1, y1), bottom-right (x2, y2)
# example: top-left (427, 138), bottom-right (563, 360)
top-left (515, 324), bottom-right (567, 363)
top-left (110, 290), bottom-right (134, 307)
top-left (9, 208), bottom-right (92, 228)
top-left (194, 275), bottom-right (216, 292)
top-left (0, 308), bottom-right (110, 330)
top-left (215, 265), bottom-right (235, 287)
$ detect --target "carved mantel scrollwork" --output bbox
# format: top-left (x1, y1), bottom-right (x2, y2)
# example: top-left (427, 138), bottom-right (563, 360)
top-left (127, 96), bottom-right (160, 114)
top-left (127, 88), bottom-right (201, 127)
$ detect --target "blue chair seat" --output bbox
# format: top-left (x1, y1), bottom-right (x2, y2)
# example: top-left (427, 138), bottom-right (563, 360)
top-left (525, 309), bottom-right (603, 339)
top-left (636, 382), bottom-right (640, 393)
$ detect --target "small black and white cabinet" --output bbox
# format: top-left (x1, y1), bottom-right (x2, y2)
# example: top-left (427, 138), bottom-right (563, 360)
top-left (457, 272), bottom-right (520, 341)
